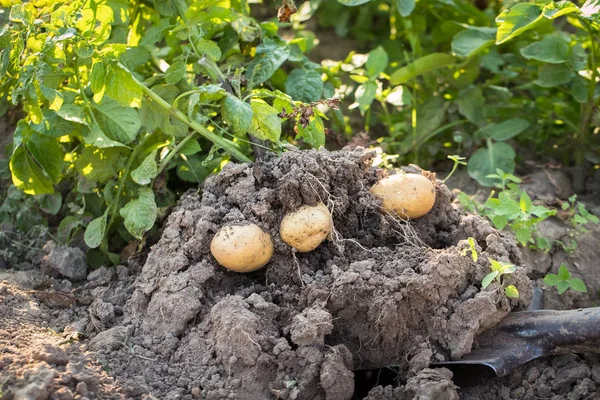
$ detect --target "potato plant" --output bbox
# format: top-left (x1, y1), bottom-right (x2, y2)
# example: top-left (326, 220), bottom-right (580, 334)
top-left (0, 0), bottom-right (334, 265)
top-left (303, 0), bottom-right (600, 186)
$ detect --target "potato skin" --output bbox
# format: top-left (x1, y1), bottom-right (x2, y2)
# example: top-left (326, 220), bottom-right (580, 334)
top-left (370, 173), bottom-right (436, 219)
top-left (210, 224), bottom-right (274, 272)
top-left (280, 202), bottom-right (332, 252)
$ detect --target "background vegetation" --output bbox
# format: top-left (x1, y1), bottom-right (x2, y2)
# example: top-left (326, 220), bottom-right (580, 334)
top-left (0, 0), bottom-right (598, 267)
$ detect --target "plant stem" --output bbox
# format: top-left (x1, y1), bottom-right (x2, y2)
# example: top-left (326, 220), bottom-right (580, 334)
top-left (119, 63), bottom-right (252, 163)
top-left (577, 23), bottom-right (599, 166)
top-left (105, 133), bottom-right (152, 243)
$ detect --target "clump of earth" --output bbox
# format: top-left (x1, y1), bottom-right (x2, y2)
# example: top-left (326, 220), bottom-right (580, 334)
top-left (113, 147), bottom-right (533, 399)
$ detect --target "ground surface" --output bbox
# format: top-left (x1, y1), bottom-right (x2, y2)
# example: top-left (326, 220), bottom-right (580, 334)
top-left (0, 148), bottom-right (599, 400)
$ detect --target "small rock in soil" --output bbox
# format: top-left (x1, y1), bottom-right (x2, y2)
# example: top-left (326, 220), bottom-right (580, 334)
top-left (13, 363), bottom-right (56, 400)
top-left (290, 304), bottom-right (333, 346)
top-left (41, 241), bottom-right (87, 281)
top-left (88, 325), bottom-right (128, 351)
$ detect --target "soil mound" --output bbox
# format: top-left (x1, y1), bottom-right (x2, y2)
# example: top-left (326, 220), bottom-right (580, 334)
top-left (119, 148), bottom-right (532, 399)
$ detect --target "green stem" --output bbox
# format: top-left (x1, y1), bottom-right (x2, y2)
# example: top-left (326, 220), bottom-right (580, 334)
top-left (156, 134), bottom-right (195, 176)
top-left (119, 63), bottom-right (252, 163)
top-left (105, 133), bottom-right (153, 243)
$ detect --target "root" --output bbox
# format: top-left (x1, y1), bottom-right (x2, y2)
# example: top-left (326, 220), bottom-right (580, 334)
top-left (383, 210), bottom-right (427, 249)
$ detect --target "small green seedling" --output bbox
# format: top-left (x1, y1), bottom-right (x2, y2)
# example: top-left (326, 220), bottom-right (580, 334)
top-left (482, 259), bottom-right (519, 298)
top-left (544, 264), bottom-right (587, 295)
top-left (486, 169), bottom-right (522, 191)
top-left (461, 237), bottom-right (478, 262)
top-left (442, 155), bottom-right (467, 184)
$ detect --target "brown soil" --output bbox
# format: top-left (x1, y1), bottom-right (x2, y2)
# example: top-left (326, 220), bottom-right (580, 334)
top-left (1, 148), bottom-right (599, 400)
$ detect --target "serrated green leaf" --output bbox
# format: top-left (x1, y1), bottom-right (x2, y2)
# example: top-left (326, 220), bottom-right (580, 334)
top-left (534, 64), bottom-right (575, 88)
top-left (482, 271), bottom-right (499, 289)
top-left (131, 150), bottom-right (158, 185)
top-left (296, 115), bottom-right (325, 148)
top-left (568, 278), bottom-right (587, 293)
top-left (105, 63), bottom-right (142, 107)
top-left (495, 3), bottom-right (543, 44)
top-left (92, 98), bottom-right (141, 144)
top-left (468, 142), bottom-right (516, 187)
top-left (222, 95), bottom-right (253, 137)
top-left (165, 61), bottom-right (186, 85)
top-left (119, 188), bottom-right (157, 239)
top-left (504, 285), bottom-right (519, 298)
top-left (84, 213), bottom-right (107, 249)
top-left (390, 53), bottom-right (456, 85)
top-left (366, 46), bottom-right (388, 78)
top-left (520, 34), bottom-right (570, 64)
top-left (285, 69), bottom-right (323, 103)
top-left (557, 280), bottom-right (570, 294)
top-left (75, 146), bottom-right (126, 183)
top-left (451, 28), bottom-right (495, 58)
top-left (544, 273), bottom-right (560, 286)
top-left (248, 100), bottom-right (281, 142)
top-left (7, 34), bottom-right (24, 78)
top-left (558, 264), bottom-right (571, 280)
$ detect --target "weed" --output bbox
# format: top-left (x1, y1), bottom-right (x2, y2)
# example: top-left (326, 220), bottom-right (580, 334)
top-left (482, 259), bottom-right (519, 298)
top-left (544, 264), bottom-right (587, 295)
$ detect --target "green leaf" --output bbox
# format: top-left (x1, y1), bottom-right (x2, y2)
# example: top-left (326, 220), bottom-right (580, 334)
top-left (489, 214), bottom-right (509, 230)
top-left (178, 139), bottom-right (202, 156)
top-left (83, 121), bottom-right (127, 148)
top-left (366, 46), bottom-right (388, 78)
top-left (519, 191), bottom-right (533, 213)
top-left (131, 150), bottom-right (158, 185)
top-left (482, 271), bottom-right (499, 289)
top-left (90, 62), bottom-right (106, 102)
top-left (451, 28), bottom-right (495, 58)
top-left (194, 39), bottom-right (222, 61)
top-left (222, 95), bottom-right (253, 137)
top-left (165, 61), bottom-right (186, 85)
top-left (495, 3), bottom-right (543, 44)
top-left (84, 213), bottom-right (107, 249)
top-left (542, 1), bottom-right (580, 19)
top-left (557, 280), bottom-right (570, 294)
top-left (40, 86), bottom-right (64, 111)
top-left (247, 39), bottom-right (290, 87)
top-left (515, 226), bottom-right (534, 245)
top-left (568, 278), bottom-right (587, 293)
top-left (390, 53), bottom-right (456, 85)
top-left (39, 192), bottom-right (62, 215)
top-left (520, 34), bottom-right (570, 64)
top-left (337, 0), bottom-right (371, 6)
top-left (569, 44), bottom-right (588, 71)
top-left (92, 98), bottom-right (141, 144)
top-left (534, 64), bottom-right (575, 88)
top-left (468, 142), bottom-right (516, 187)
top-left (285, 69), bottom-right (323, 103)
top-left (248, 100), bottom-right (281, 142)
top-left (356, 81), bottom-right (377, 115)
top-left (558, 264), bottom-right (571, 280)
top-left (504, 285), bottom-right (519, 298)
top-left (571, 76), bottom-right (589, 103)
top-left (396, 0), bottom-right (415, 17)
top-left (75, 146), bottom-right (126, 183)
top-left (544, 273), bottom-right (560, 286)
top-left (456, 87), bottom-right (486, 126)
top-left (119, 188), bottom-right (157, 239)
top-left (105, 63), bottom-right (142, 108)
top-left (480, 118), bottom-right (530, 141)
top-left (296, 115), bottom-right (325, 148)
top-left (10, 145), bottom-right (54, 195)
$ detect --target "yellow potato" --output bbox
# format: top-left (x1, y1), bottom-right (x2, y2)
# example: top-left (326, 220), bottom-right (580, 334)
top-left (280, 202), bottom-right (332, 252)
top-left (210, 224), bottom-right (274, 272)
top-left (370, 173), bottom-right (436, 219)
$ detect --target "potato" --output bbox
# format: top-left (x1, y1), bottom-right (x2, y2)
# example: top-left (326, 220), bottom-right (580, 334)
top-left (280, 202), bottom-right (332, 252)
top-left (370, 173), bottom-right (436, 219)
top-left (210, 224), bottom-right (274, 272)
